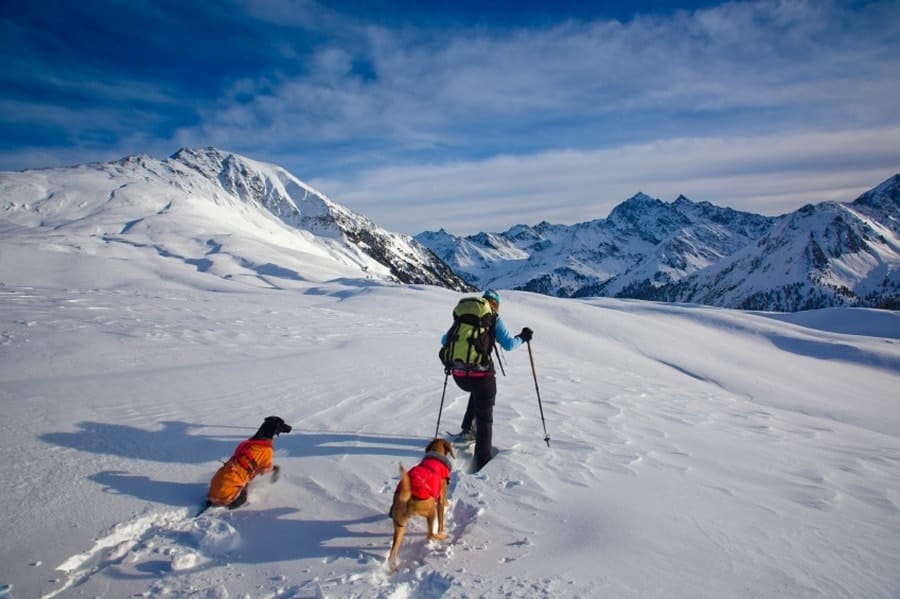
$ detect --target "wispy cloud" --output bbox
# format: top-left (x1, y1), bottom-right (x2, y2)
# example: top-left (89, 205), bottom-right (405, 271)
top-left (1, 0), bottom-right (898, 234)
top-left (311, 126), bottom-right (900, 234)
top-left (174, 1), bottom-right (900, 166)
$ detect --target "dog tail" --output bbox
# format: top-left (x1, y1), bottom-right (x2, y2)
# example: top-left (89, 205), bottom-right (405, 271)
top-left (396, 463), bottom-right (412, 504)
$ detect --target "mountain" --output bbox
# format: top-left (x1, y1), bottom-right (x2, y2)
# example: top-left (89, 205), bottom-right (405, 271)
top-left (0, 147), bottom-right (472, 291)
top-left (416, 193), bottom-right (774, 298)
top-left (4, 148), bottom-right (896, 312)
top-left (658, 175), bottom-right (900, 311)
top-left (416, 176), bottom-right (900, 311)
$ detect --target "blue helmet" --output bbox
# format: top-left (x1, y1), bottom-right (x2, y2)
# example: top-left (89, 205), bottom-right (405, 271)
top-left (482, 289), bottom-right (500, 305)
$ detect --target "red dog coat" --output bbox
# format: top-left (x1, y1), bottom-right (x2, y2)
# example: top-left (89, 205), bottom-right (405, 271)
top-left (405, 453), bottom-right (452, 500)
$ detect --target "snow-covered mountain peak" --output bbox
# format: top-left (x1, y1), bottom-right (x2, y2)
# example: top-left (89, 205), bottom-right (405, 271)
top-left (416, 175), bottom-right (900, 310)
top-left (854, 173), bottom-right (899, 206)
top-left (0, 148), bottom-right (470, 291)
top-left (166, 147), bottom-right (341, 224)
top-left (608, 192), bottom-right (667, 220)
top-left (5, 147), bottom-right (897, 311)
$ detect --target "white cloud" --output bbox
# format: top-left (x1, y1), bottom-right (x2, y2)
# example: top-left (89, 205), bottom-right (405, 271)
top-left (5, 0), bottom-right (899, 238)
top-left (311, 126), bottom-right (900, 234)
top-left (173, 0), bottom-right (900, 165)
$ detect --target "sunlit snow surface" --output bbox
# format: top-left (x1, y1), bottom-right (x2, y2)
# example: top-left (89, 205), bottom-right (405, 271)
top-left (1, 264), bottom-right (898, 598)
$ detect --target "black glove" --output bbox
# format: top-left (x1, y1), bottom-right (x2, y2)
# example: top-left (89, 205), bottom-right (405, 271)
top-left (271, 464), bottom-right (280, 483)
top-left (518, 327), bottom-right (533, 343)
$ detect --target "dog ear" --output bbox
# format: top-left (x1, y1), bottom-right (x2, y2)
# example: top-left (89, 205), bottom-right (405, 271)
top-left (442, 439), bottom-right (455, 458)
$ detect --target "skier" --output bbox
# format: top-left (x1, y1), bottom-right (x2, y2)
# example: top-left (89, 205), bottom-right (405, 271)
top-left (442, 289), bottom-right (532, 471)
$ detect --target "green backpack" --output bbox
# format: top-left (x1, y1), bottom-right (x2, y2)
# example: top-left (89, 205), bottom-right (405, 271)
top-left (439, 296), bottom-right (497, 373)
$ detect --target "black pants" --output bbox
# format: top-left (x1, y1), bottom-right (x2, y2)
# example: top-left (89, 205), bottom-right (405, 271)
top-left (453, 373), bottom-right (496, 470)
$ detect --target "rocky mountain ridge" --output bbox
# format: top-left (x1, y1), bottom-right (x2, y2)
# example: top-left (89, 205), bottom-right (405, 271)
top-left (416, 175), bottom-right (900, 311)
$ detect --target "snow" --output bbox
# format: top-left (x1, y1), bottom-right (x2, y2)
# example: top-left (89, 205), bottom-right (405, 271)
top-left (1, 238), bottom-right (899, 598)
top-left (1, 153), bottom-right (899, 596)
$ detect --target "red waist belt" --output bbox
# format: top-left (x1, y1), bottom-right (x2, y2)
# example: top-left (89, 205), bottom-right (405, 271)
top-left (452, 369), bottom-right (492, 377)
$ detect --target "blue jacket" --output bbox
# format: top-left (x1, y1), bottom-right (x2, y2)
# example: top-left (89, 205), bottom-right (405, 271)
top-left (494, 315), bottom-right (523, 351)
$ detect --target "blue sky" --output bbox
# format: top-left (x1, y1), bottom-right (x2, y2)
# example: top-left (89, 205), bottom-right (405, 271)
top-left (2, 0), bottom-right (899, 235)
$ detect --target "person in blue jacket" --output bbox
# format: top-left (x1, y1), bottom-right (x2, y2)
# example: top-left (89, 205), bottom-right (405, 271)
top-left (444, 289), bottom-right (532, 471)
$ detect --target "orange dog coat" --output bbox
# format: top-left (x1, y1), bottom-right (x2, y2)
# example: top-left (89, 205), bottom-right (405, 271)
top-left (207, 439), bottom-right (274, 506)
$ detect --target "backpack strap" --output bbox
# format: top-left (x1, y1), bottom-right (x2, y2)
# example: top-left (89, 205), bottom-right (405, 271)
top-left (228, 439), bottom-right (269, 477)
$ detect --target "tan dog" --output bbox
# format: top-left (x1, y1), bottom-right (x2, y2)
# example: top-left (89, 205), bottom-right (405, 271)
top-left (388, 438), bottom-right (455, 570)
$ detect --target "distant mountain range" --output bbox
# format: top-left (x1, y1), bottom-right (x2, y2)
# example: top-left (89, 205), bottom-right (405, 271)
top-left (0, 148), bottom-right (470, 291)
top-left (2, 147), bottom-right (897, 311)
top-left (415, 175), bottom-right (900, 311)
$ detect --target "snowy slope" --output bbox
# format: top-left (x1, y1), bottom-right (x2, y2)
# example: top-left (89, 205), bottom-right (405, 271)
top-left (1, 245), bottom-right (899, 597)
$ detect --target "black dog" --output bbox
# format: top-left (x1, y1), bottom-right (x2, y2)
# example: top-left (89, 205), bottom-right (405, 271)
top-left (200, 416), bottom-right (292, 515)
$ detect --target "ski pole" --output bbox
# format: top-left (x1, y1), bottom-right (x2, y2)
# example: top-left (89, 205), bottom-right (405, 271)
top-left (434, 371), bottom-right (450, 438)
top-left (493, 343), bottom-right (506, 376)
top-left (526, 340), bottom-right (551, 447)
